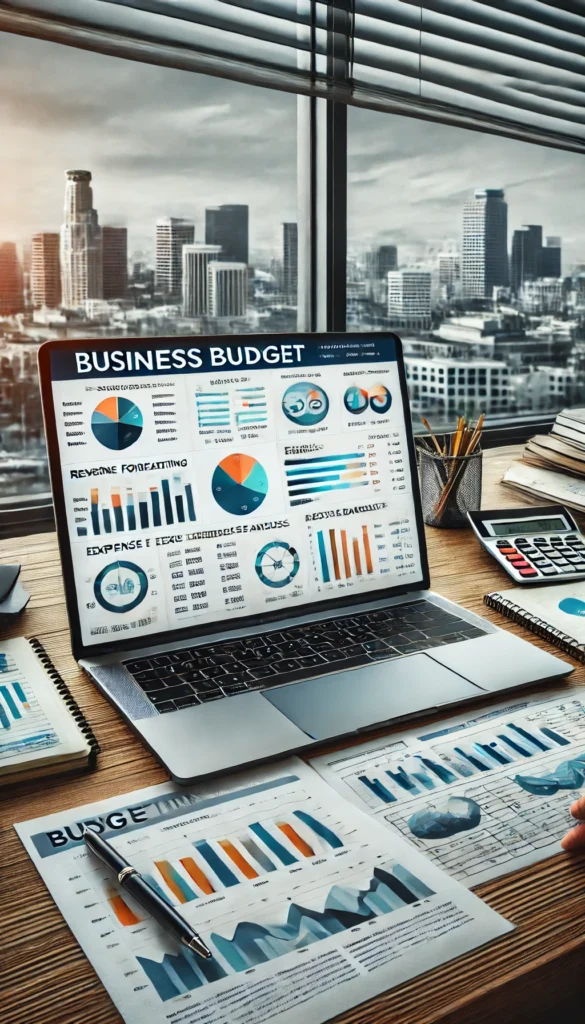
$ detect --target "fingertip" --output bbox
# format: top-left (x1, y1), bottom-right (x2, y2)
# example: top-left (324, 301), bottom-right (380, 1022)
top-left (561, 823), bottom-right (585, 852)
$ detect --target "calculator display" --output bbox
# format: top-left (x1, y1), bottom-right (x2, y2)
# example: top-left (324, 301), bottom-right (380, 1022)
top-left (490, 517), bottom-right (567, 536)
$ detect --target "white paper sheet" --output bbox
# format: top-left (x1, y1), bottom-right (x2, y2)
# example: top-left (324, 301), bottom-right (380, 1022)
top-left (15, 758), bottom-right (511, 1024)
top-left (310, 691), bottom-right (585, 887)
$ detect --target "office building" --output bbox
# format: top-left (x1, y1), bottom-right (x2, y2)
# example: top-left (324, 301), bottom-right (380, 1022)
top-left (510, 225), bottom-right (542, 293)
top-left (182, 244), bottom-right (222, 316)
top-left (0, 242), bottom-right (24, 316)
top-left (461, 188), bottom-right (508, 299)
top-left (540, 237), bottom-right (562, 278)
top-left (282, 222), bottom-right (298, 304)
top-left (405, 356), bottom-right (509, 417)
top-left (438, 251), bottom-right (461, 298)
top-left (208, 262), bottom-right (248, 317)
top-left (205, 205), bottom-right (248, 264)
top-left (155, 217), bottom-right (195, 298)
top-left (30, 233), bottom-right (61, 309)
top-left (387, 270), bottom-right (431, 328)
top-left (102, 226), bottom-right (128, 300)
top-left (60, 169), bottom-right (102, 309)
top-left (520, 278), bottom-right (564, 315)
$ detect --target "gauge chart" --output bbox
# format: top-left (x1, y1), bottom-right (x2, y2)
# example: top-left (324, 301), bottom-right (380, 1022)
top-left (255, 540), bottom-right (300, 588)
top-left (211, 453), bottom-right (268, 516)
top-left (91, 396), bottom-right (143, 450)
top-left (94, 560), bottom-right (149, 613)
top-left (282, 381), bottom-right (329, 426)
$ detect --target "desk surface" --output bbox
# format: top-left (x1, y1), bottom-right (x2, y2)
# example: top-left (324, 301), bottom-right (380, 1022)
top-left (2, 445), bottom-right (585, 1024)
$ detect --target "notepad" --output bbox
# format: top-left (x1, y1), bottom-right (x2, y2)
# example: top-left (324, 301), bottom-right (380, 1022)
top-left (0, 637), bottom-right (99, 782)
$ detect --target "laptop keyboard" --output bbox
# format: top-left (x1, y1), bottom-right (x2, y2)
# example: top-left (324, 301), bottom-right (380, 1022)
top-left (123, 600), bottom-right (487, 714)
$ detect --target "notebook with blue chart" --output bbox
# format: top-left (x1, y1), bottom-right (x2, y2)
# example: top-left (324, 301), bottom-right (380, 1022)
top-left (485, 583), bottom-right (585, 662)
top-left (0, 637), bottom-right (99, 783)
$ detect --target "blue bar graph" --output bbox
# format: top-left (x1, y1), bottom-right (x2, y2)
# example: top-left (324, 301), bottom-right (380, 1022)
top-left (359, 775), bottom-right (396, 803)
top-left (185, 484), bottom-right (196, 521)
top-left (507, 723), bottom-right (549, 752)
top-left (0, 685), bottom-right (21, 719)
top-left (386, 766), bottom-right (419, 792)
top-left (0, 701), bottom-right (10, 729)
top-left (13, 682), bottom-right (29, 707)
top-left (151, 490), bottom-right (162, 527)
top-left (540, 727), bottom-right (570, 746)
top-left (293, 810), bottom-right (344, 849)
top-left (248, 823), bottom-right (298, 865)
top-left (474, 742), bottom-right (512, 766)
top-left (453, 746), bottom-right (490, 771)
top-left (196, 392), bottom-right (230, 429)
top-left (161, 478), bottom-right (174, 525)
top-left (194, 840), bottom-right (239, 887)
top-left (317, 530), bottom-right (330, 583)
top-left (103, 508), bottom-right (112, 533)
top-left (139, 498), bottom-right (149, 528)
top-left (418, 756), bottom-right (458, 784)
top-left (240, 838), bottom-right (276, 873)
top-left (127, 495), bottom-right (136, 531)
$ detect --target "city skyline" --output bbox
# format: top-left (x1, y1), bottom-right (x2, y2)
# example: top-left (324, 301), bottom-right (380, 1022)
top-left (1, 33), bottom-right (585, 266)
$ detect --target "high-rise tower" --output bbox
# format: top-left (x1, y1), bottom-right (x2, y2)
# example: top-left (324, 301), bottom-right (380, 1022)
top-left (31, 233), bottom-right (61, 308)
top-left (282, 222), bottom-right (298, 304)
top-left (510, 225), bottom-right (542, 293)
top-left (207, 262), bottom-right (248, 317)
top-left (461, 188), bottom-right (508, 299)
top-left (60, 170), bottom-right (102, 309)
top-left (0, 242), bottom-right (24, 315)
top-left (182, 244), bottom-right (222, 316)
top-left (205, 205), bottom-right (248, 264)
top-left (102, 226), bottom-right (128, 299)
top-left (155, 218), bottom-right (195, 298)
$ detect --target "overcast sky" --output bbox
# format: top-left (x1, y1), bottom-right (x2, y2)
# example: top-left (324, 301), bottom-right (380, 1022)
top-left (1, 32), bottom-right (584, 269)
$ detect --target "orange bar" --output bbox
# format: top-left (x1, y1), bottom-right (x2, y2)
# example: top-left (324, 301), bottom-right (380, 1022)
top-left (340, 530), bottom-right (352, 579)
top-left (276, 822), bottom-right (314, 858)
top-left (353, 538), bottom-right (362, 575)
top-left (108, 893), bottom-right (141, 926)
top-left (329, 529), bottom-right (341, 580)
top-left (90, 487), bottom-right (99, 503)
top-left (362, 525), bottom-right (374, 574)
top-left (179, 857), bottom-right (215, 895)
top-left (218, 840), bottom-right (258, 879)
top-left (154, 860), bottom-right (188, 903)
top-left (111, 490), bottom-right (122, 507)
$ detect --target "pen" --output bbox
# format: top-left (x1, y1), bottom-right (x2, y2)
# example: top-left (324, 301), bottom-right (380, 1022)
top-left (83, 826), bottom-right (213, 960)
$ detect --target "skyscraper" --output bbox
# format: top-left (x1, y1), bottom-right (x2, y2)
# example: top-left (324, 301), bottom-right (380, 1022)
top-left (182, 244), bottom-right (222, 316)
top-left (461, 188), bottom-right (508, 299)
top-left (207, 262), bottom-right (248, 317)
top-left (31, 233), bottom-right (61, 309)
top-left (387, 270), bottom-right (431, 327)
top-left (541, 236), bottom-right (562, 278)
top-left (155, 218), bottom-right (195, 298)
top-left (102, 226), bottom-right (128, 300)
top-left (282, 222), bottom-right (298, 304)
top-left (0, 242), bottom-right (24, 315)
top-left (438, 252), bottom-right (461, 290)
top-left (60, 169), bottom-right (102, 309)
top-left (510, 225), bottom-right (542, 293)
top-left (205, 205), bottom-right (248, 264)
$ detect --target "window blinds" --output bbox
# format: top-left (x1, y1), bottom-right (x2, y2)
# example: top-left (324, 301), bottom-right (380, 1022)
top-left (1, 0), bottom-right (584, 151)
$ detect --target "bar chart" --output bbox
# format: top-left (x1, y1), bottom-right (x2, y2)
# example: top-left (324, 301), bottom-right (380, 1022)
top-left (79, 474), bottom-right (196, 536)
top-left (195, 391), bottom-right (230, 430)
top-left (234, 386), bottom-right (268, 430)
top-left (0, 655), bottom-right (59, 759)
top-left (284, 449), bottom-right (369, 506)
top-left (353, 717), bottom-right (573, 808)
top-left (134, 809), bottom-right (345, 909)
top-left (313, 523), bottom-right (376, 583)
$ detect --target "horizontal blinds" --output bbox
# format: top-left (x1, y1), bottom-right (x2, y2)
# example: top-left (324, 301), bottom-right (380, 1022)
top-left (1, 1), bottom-right (585, 150)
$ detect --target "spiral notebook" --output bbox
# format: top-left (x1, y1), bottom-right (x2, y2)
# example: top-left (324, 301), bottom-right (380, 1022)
top-left (0, 637), bottom-right (99, 783)
top-left (485, 583), bottom-right (585, 663)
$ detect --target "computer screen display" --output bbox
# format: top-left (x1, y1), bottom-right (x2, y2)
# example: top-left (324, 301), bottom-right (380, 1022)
top-left (47, 334), bottom-right (425, 649)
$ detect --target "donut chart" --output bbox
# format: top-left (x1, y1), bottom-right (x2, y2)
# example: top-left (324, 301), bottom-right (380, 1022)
top-left (91, 396), bottom-right (143, 450)
top-left (211, 453), bottom-right (268, 516)
top-left (282, 381), bottom-right (329, 426)
top-left (344, 386), bottom-right (368, 415)
top-left (94, 560), bottom-right (149, 613)
top-left (255, 540), bottom-right (300, 588)
top-left (369, 384), bottom-right (392, 414)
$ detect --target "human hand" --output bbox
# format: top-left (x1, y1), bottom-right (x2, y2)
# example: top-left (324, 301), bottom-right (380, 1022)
top-left (561, 794), bottom-right (585, 851)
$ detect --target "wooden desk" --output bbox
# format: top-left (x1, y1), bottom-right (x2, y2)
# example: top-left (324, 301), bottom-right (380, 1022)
top-left (2, 445), bottom-right (585, 1024)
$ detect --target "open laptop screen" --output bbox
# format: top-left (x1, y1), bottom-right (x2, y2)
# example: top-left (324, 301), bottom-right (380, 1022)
top-left (43, 334), bottom-right (427, 653)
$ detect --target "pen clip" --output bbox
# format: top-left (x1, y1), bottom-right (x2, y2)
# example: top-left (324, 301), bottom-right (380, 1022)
top-left (118, 866), bottom-right (139, 885)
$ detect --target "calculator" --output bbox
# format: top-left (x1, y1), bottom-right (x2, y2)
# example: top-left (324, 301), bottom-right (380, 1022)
top-left (467, 505), bottom-right (585, 584)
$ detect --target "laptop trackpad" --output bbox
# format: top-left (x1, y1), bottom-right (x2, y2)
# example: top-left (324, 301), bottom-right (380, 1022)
top-left (263, 653), bottom-right (482, 741)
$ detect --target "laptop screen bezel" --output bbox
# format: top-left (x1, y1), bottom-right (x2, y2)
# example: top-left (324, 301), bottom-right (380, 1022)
top-left (38, 332), bottom-right (430, 660)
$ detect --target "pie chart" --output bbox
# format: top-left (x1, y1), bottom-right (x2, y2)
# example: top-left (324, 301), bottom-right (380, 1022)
top-left (344, 386), bottom-right (368, 415)
top-left (369, 384), bottom-right (392, 414)
top-left (211, 453), bottom-right (268, 516)
top-left (94, 560), bottom-right (148, 613)
top-left (91, 396), bottom-right (143, 450)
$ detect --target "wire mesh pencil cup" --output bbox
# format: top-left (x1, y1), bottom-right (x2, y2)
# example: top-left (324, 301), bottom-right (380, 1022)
top-left (418, 446), bottom-right (482, 528)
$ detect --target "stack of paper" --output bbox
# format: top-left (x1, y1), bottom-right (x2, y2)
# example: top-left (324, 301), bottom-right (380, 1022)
top-left (504, 407), bottom-right (585, 506)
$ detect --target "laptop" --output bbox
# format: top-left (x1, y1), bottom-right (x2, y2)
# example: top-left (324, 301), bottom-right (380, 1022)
top-left (38, 332), bottom-right (571, 781)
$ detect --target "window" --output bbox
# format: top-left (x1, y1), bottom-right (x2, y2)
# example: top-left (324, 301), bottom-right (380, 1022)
top-left (348, 105), bottom-right (585, 432)
top-left (0, 33), bottom-right (296, 499)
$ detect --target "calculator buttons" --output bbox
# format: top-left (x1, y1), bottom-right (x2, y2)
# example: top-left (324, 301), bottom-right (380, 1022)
top-left (519, 568), bottom-right (538, 577)
top-left (500, 547), bottom-right (518, 555)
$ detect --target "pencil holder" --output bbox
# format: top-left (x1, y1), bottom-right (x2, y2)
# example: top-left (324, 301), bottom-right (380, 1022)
top-left (418, 447), bottom-right (482, 528)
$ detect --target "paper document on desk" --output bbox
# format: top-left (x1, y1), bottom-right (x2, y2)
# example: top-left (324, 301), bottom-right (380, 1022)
top-left (502, 461), bottom-right (585, 511)
top-left (15, 758), bottom-right (510, 1024)
top-left (310, 689), bottom-right (585, 887)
